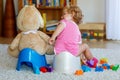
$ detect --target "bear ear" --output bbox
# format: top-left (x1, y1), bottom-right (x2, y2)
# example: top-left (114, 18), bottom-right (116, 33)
top-left (33, 5), bottom-right (44, 28)
top-left (17, 5), bottom-right (44, 31)
top-left (37, 10), bottom-right (44, 28)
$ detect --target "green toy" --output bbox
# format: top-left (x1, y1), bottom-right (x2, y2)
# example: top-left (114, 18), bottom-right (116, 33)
top-left (112, 65), bottom-right (119, 71)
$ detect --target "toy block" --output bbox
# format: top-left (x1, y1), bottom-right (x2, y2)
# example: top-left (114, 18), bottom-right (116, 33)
top-left (94, 32), bottom-right (98, 37)
top-left (112, 65), bottom-right (119, 71)
top-left (75, 70), bottom-right (83, 75)
top-left (102, 66), bottom-right (107, 69)
top-left (100, 58), bottom-right (108, 64)
top-left (89, 35), bottom-right (94, 39)
top-left (47, 68), bottom-right (53, 72)
top-left (82, 32), bottom-right (88, 38)
top-left (102, 63), bottom-right (110, 69)
top-left (110, 65), bottom-right (114, 69)
top-left (39, 66), bottom-right (53, 73)
top-left (95, 66), bottom-right (104, 72)
top-left (81, 65), bottom-right (91, 72)
top-left (90, 31), bottom-right (94, 35)
top-left (40, 67), bottom-right (47, 73)
top-left (86, 57), bottom-right (98, 68)
top-left (98, 33), bottom-right (104, 37)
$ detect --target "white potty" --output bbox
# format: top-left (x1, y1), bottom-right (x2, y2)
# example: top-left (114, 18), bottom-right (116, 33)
top-left (53, 51), bottom-right (81, 74)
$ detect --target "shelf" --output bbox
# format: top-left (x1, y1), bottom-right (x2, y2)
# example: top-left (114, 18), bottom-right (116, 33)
top-left (37, 6), bottom-right (63, 10)
top-left (18, 0), bottom-right (77, 36)
top-left (79, 23), bottom-right (106, 41)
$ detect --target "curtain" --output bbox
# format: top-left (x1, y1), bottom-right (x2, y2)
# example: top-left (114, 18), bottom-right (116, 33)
top-left (106, 0), bottom-right (120, 40)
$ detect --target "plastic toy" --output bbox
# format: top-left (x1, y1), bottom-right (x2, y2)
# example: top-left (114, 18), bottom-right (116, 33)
top-left (102, 66), bottom-right (107, 69)
top-left (111, 65), bottom-right (119, 71)
top-left (75, 70), bottom-right (83, 75)
top-left (100, 58), bottom-right (108, 64)
top-left (40, 67), bottom-right (48, 73)
top-left (40, 66), bottom-right (53, 72)
top-left (53, 51), bottom-right (81, 74)
top-left (90, 31), bottom-right (94, 35)
top-left (89, 35), bottom-right (94, 39)
top-left (98, 33), bottom-right (104, 37)
top-left (47, 67), bottom-right (53, 72)
top-left (82, 32), bottom-right (88, 38)
top-left (16, 48), bottom-right (48, 74)
top-left (94, 32), bottom-right (98, 37)
top-left (95, 66), bottom-right (104, 72)
top-left (86, 57), bottom-right (98, 68)
top-left (102, 63), bottom-right (110, 69)
top-left (81, 65), bottom-right (91, 72)
top-left (110, 65), bottom-right (114, 69)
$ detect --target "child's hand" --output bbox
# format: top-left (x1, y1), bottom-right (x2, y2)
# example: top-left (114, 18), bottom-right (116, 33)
top-left (49, 38), bottom-right (55, 45)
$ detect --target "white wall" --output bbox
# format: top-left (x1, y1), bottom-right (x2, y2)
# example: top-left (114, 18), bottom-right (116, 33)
top-left (77, 0), bottom-right (105, 23)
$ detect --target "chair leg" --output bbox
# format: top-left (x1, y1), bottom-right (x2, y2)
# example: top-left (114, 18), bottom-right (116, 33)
top-left (16, 62), bottom-right (21, 71)
top-left (33, 65), bottom-right (40, 74)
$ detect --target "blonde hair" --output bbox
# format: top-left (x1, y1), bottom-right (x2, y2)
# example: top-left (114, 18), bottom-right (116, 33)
top-left (63, 6), bottom-right (83, 25)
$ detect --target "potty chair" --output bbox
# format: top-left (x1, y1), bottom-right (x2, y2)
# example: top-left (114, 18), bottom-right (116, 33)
top-left (16, 48), bottom-right (48, 74)
top-left (53, 51), bottom-right (81, 74)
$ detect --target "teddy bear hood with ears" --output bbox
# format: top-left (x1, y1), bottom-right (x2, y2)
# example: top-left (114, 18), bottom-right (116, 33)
top-left (17, 5), bottom-right (44, 32)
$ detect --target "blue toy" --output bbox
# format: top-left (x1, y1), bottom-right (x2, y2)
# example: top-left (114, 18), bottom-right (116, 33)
top-left (81, 65), bottom-right (91, 72)
top-left (102, 63), bottom-right (110, 69)
top-left (82, 32), bottom-right (88, 39)
top-left (95, 66), bottom-right (104, 72)
top-left (16, 48), bottom-right (48, 74)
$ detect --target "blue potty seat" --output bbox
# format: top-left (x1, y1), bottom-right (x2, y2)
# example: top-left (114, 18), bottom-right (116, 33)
top-left (16, 48), bottom-right (47, 74)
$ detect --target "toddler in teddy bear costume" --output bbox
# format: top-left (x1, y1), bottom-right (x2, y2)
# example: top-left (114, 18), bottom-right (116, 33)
top-left (8, 5), bottom-right (54, 57)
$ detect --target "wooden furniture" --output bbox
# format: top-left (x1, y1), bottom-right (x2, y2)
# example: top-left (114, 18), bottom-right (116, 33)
top-left (0, 0), bottom-right (3, 36)
top-left (38, 7), bottom-right (63, 21)
top-left (18, 0), bottom-right (77, 36)
top-left (3, 0), bottom-right (17, 38)
top-left (79, 23), bottom-right (106, 41)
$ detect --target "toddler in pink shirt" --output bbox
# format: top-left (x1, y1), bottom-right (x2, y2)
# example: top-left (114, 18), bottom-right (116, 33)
top-left (49, 6), bottom-right (98, 67)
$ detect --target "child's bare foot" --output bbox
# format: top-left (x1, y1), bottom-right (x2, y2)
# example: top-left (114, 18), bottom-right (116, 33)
top-left (80, 54), bottom-right (87, 65)
top-left (81, 58), bottom-right (87, 65)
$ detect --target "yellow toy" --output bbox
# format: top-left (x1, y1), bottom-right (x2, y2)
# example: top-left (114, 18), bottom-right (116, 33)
top-left (8, 5), bottom-right (53, 57)
top-left (100, 58), bottom-right (108, 64)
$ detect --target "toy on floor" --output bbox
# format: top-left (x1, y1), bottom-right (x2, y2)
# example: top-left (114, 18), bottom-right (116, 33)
top-left (96, 58), bottom-right (119, 71)
top-left (74, 70), bottom-right (83, 75)
top-left (81, 65), bottom-right (91, 72)
top-left (86, 57), bottom-right (98, 68)
top-left (100, 58), bottom-right (108, 64)
top-left (95, 66), bottom-right (104, 72)
top-left (80, 57), bottom-right (119, 73)
top-left (102, 63), bottom-right (110, 69)
top-left (40, 66), bottom-right (53, 73)
top-left (111, 65), bottom-right (119, 71)
top-left (40, 67), bottom-right (48, 73)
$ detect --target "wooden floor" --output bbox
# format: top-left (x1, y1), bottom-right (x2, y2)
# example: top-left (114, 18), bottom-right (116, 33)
top-left (0, 37), bottom-right (120, 49)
